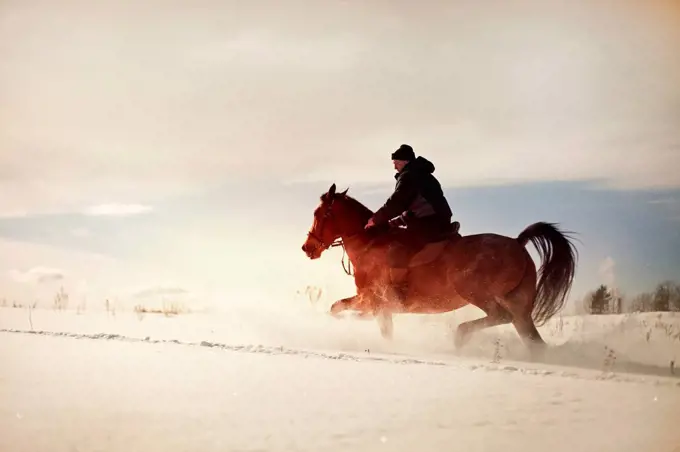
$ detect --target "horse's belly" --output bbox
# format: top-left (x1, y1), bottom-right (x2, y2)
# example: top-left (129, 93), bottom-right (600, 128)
top-left (409, 275), bottom-right (468, 306)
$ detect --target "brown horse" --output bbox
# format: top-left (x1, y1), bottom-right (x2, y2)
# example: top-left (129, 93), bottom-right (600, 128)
top-left (301, 183), bottom-right (578, 352)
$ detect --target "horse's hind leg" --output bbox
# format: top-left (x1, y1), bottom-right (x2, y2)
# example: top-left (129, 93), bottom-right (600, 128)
top-left (509, 302), bottom-right (547, 358)
top-left (513, 316), bottom-right (545, 348)
top-left (499, 258), bottom-right (547, 358)
top-left (454, 298), bottom-right (513, 349)
top-left (509, 303), bottom-right (545, 346)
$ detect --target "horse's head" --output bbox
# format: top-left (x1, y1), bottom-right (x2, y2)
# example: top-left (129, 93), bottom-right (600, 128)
top-left (301, 183), bottom-right (371, 259)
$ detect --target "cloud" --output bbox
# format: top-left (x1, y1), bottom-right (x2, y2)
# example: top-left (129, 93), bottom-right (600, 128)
top-left (649, 198), bottom-right (677, 204)
top-left (0, 238), bottom-right (133, 300)
top-left (9, 266), bottom-right (65, 284)
top-left (1, 0), bottom-right (678, 217)
top-left (83, 204), bottom-right (153, 217)
top-left (648, 197), bottom-right (680, 221)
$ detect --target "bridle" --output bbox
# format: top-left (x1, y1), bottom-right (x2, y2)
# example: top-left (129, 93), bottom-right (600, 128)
top-left (306, 197), bottom-right (361, 276)
top-left (306, 197), bottom-right (337, 251)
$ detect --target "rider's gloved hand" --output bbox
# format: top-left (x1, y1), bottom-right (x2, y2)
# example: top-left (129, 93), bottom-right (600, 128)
top-left (388, 216), bottom-right (406, 228)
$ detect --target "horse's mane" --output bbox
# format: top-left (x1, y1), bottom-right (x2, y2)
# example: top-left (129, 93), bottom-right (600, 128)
top-left (321, 187), bottom-right (374, 217)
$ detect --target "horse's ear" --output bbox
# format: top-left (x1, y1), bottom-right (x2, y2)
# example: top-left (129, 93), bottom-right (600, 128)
top-left (339, 187), bottom-right (348, 196)
top-left (328, 183), bottom-right (336, 197)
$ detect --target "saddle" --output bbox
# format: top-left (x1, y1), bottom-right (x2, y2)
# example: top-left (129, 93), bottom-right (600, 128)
top-left (407, 220), bottom-right (461, 267)
top-left (364, 221), bottom-right (462, 268)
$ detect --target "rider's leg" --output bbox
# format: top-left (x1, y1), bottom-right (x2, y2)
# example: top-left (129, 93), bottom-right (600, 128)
top-left (386, 234), bottom-right (415, 304)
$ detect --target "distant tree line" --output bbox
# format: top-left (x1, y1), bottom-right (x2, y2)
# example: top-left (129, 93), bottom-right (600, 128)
top-left (582, 280), bottom-right (680, 315)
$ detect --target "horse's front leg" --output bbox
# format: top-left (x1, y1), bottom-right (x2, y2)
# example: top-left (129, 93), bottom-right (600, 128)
top-left (330, 296), bottom-right (351, 316)
top-left (329, 293), bottom-right (374, 319)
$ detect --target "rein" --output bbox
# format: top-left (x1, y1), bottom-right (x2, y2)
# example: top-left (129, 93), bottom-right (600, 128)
top-left (330, 238), bottom-right (354, 276)
top-left (308, 231), bottom-right (367, 277)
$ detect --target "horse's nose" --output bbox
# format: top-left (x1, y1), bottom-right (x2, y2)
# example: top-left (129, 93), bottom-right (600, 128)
top-left (301, 243), bottom-right (308, 252)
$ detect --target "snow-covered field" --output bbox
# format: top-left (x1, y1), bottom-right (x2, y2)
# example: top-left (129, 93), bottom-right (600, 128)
top-left (2, 304), bottom-right (679, 451)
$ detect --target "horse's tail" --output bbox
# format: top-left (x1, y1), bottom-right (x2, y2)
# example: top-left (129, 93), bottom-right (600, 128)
top-left (517, 222), bottom-right (578, 326)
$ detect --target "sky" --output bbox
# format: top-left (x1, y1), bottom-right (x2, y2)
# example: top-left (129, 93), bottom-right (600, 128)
top-left (1, 0), bottom-right (679, 312)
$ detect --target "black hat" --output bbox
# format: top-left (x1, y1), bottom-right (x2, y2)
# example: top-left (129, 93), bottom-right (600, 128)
top-left (391, 144), bottom-right (415, 161)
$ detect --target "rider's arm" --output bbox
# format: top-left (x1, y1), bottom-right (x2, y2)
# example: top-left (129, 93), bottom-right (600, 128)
top-left (371, 174), bottom-right (418, 225)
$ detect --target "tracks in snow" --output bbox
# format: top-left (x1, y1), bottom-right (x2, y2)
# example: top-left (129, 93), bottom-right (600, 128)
top-left (2, 327), bottom-right (678, 388)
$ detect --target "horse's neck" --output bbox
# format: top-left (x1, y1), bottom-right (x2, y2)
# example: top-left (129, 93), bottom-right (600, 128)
top-left (341, 233), bottom-right (371, 269)
top-left (339, 198), bottom-right (373, 240)
top-left (345, 197), bottom-right (373, 221)
top-left (339, 221), bottom-right (369, 243)
top-left (338, 201), bottom-right (374, 266)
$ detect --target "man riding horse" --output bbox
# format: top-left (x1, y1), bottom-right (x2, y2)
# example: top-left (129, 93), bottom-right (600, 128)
top-left (364, 144), bottom-right (453, 305)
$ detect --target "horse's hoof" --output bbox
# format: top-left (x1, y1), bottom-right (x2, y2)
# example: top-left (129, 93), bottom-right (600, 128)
top-left (329, 302), bottom-right (345, 316)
